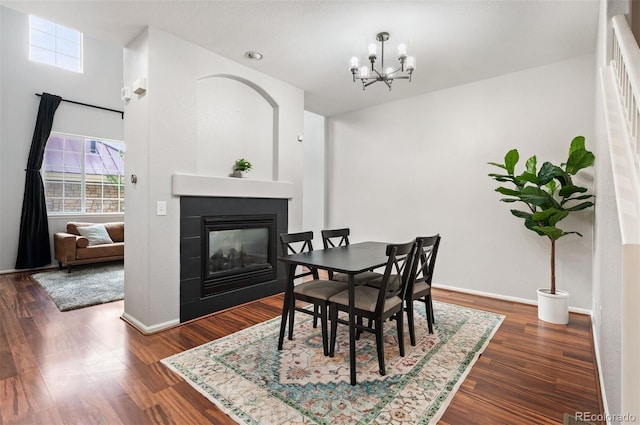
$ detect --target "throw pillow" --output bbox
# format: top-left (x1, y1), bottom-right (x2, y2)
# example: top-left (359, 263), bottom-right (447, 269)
top-left (77, 224), bottom-right (114, 246)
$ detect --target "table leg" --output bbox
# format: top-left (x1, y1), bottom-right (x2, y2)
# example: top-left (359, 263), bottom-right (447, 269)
top-left (278, 263), bottom-right (296, 350)
top-left (348, 274), bottom-right (357, 385)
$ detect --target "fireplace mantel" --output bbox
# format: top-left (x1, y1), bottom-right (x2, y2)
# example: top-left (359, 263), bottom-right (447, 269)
top-left (172, 173), bottom-right (294, 199)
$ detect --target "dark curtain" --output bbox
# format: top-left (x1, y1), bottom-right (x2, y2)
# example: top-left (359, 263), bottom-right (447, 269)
top-left (15, 93), bottom-right (62, 269)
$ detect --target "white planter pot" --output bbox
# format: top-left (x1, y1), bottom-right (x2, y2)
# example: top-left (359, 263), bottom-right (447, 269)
top-left (537, 288), bottom-right (569, 325)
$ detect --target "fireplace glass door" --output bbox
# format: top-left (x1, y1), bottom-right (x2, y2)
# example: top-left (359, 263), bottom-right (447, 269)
top-left (202, 215), bottom-right (277, 296)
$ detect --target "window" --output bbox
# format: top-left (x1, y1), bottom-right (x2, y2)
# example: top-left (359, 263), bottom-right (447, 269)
top-left (29, 15), bottom-right (83, 73)
top-left (43, 133), bottom-right (125, 214)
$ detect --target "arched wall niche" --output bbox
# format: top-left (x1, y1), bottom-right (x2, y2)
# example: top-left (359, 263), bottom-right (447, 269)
top-left (196, 74), bottom-right (280, 180)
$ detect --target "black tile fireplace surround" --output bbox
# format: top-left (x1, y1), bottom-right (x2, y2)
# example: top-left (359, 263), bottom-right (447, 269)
top-left (180, 196), bottom-right (288, 322)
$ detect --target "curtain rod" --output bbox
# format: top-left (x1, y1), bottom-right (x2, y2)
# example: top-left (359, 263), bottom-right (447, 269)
top-left (35, 93), bottom-right (124, 119)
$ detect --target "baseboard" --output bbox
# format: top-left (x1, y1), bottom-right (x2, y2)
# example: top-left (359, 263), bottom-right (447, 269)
top-left (432, 283), bottom-right (592, 315)
top-left (0, 265), bottom-right (56, 275)
top-left (590, 312), bottom-right (611, 424)
top-left (120, 312), bottom-right (180, 335)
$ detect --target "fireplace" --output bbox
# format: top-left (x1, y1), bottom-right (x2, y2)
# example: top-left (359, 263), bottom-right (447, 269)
top-left (202, 215), bottom-right (277, 297)
top-left (180, 196), bottom-right (287, 322)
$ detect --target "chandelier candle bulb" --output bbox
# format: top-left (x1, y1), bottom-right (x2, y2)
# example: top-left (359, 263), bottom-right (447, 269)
top-left (350, 56), bottom-right (359, 71)
top-left (385, 67), bottom-right (395, 78)
top-left (359, 66), bottom-right (369, 78)
top-left (406, 56), bottom-right (416, 71)
top-left (368, 43), bottom-right (377, 59)
top-left (397, 43), bottom-right (407, 60)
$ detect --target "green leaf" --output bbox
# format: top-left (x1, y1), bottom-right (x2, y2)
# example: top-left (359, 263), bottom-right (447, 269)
top-left (495, 187), bottom-right (521, 196)
top-left (537, 162), bottom-right (557, 185)
top-left (510, 209), bottom-right (533, 219)
top-left (505, 149), bottom-right (519, 175)
top-left (569, 136), bottom-right (586, 155)
top-left (525, 156), bottom-right (537, 175)
top-left (549, 210), bottom-right (570, 226)
top-left (566, 149), bottom-right (595, 175)
top-left (565, 201), bottom-right (595, 211)
top-left (500, 198), bottom-right (519, 203)
top-left (562, 194), bottom-right (595, 204)
top-left (519, 186), bottom-right (557, 208)
top-left (515, 172), bottom-right (538, 185)
top-left (559, 185), bottom-right (588, 197)
top-left (525, 219), bottom-right (546, 236)
top-left (531, 208), bottom-right (562, 221)
top-left (545, 180), bottom-right (557, 196)
top-left (488, 162), bottom-right (507, 170)
top-left (533, 226), bottom-right (565, 240)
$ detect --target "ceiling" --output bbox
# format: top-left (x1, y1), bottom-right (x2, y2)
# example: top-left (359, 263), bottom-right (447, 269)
top-left (1, 0), bottom-right (600, 117)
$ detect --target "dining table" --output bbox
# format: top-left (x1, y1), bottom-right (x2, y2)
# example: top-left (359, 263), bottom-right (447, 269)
top-left (277, 241), bottom-right (390, 385)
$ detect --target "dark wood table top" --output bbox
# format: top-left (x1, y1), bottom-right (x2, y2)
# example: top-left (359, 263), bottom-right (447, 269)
top-left (278, 241), bottom-right (389, 274)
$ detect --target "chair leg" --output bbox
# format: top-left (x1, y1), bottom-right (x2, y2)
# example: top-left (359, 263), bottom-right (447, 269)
top-left (278, 291), bottom-right (293, 350)
top-left (320, 304), bottom-right (329, 356)
top-left (374, 318), bottom-right (386, 376)
top-left (425, 296), bottom-right (434, 334)
top-left (329, 304), bottom-right (338, 357)
top-left (288, 298), bottom-right (295, 340)
top-left (356, 316), bottom-right (363, 340)
top-left (407, 299), bottom-right (417, 346)
top-left (313, 305), bottom-right (319, 328)
top-left (396, 310), bottom-right (405, 357)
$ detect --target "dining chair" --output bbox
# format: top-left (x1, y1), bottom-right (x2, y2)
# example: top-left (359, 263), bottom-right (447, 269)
top-left (321, 228), bottom-right (381, 285)
top-left (279, 231), bottom-right (349, 356)
top-left (328, 240), bottom-right (416, 376)
top-left (405, 234), bottom-right (441, 345)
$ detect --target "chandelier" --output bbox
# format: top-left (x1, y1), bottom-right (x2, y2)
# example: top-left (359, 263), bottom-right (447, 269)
top-left (349, 32), bottom-right (415, 91)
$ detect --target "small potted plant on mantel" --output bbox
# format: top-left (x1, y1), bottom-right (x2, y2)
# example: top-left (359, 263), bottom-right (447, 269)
top-left (488, 136), bottom-right (595, 324)
top-left (231, 158), bottom-right (252, 178)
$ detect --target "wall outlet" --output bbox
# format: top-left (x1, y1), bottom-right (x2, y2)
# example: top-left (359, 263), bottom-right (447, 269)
top-left (157, 201), bottom-right (167, 216)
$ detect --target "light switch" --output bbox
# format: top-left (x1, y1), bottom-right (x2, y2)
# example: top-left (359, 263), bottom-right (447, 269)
top-left (156, 201), bottom-right (167, 216)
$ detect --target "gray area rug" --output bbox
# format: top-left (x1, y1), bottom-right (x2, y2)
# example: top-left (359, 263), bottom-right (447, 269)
top-left (31, 262), bottom-right (124, 311)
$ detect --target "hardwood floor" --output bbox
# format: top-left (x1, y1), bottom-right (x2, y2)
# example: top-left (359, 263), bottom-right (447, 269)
top-left (0, 271), bottom-right (603, 425)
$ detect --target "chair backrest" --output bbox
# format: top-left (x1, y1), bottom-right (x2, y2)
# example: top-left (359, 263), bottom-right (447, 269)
top-left (321, 228), bottom-right (350, 249)
top-left (412, 235), bottom-right (441, 287)
top-left (279, 231), bottom-right (319, 280)
top-left (374, 240), bottom-right (417, 313)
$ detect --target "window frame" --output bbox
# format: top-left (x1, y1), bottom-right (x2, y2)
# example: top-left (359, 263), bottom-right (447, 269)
top-left (29, 15), bottom-right (83, 73)
top-left (43, 132), bottom-right (125, 217)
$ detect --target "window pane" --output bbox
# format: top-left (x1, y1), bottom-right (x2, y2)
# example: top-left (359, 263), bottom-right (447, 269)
top-left (56, 25), bottom-right (80, 43)
top-left (29, 15), bottom-right (55, 35)
top-left (56, 38), bottom-right (80, 58)
top-left (31, 30), bottom-right (55, 50)
top-left (30, 46), bottom-right (55, 65)
top-left (63, 198), bottom-right (82, 213)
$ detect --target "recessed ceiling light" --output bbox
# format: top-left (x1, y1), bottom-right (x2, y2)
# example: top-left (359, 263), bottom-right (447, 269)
top-left (245, 51), bottom-right (263, 60)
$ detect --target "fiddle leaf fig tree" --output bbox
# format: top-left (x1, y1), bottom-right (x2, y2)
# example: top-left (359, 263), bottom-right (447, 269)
top-left (488, 136), bottom-right (595, 294)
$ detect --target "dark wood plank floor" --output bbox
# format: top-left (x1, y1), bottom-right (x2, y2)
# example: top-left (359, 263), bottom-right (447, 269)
top-left (0, 271), bottom-right (603, 425)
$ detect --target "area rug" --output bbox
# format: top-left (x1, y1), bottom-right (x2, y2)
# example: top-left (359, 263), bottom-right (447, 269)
top-left (162, 301), bottom-right (505, 424)
top-left (31, 262), bottom-right (123, 311)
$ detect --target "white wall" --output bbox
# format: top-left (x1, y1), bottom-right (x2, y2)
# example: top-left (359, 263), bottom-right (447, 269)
top-left (303, 111), bottom-right (325, 239)
top-left (0, 6), bottom-right (123, 272)
top-left (122, 27), bottom-right (304, 332)
top-left (326, 54), bottom-right (596, 310)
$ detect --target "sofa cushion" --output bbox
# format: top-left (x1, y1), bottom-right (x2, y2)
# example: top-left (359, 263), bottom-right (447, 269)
top-left (76, 242), bottom-right (124, 260)
top-left (77, 224), bottom-right (114, 246)
top-left (104, 222), bottom-right (124, 242)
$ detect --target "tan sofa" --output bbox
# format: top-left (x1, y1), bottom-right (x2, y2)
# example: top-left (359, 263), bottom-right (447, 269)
top-left (54, 222), bottom-right (124, 272)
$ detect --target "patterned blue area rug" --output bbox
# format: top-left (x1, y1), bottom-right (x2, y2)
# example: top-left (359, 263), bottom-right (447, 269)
top-left (162, 301), bottom-right (504, 424)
